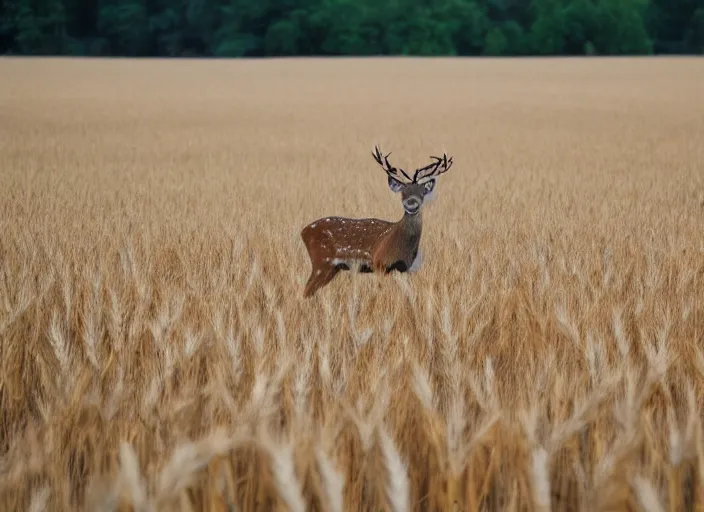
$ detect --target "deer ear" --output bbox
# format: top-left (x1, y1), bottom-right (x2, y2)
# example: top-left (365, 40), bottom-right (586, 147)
top-left (423, 178), bottom-right (437, 202)
top-left (388, 176), bottom-right (404, 193)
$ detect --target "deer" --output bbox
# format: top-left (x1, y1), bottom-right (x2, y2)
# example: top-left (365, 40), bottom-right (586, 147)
top-left (300, 145), bottom-right (453, 298)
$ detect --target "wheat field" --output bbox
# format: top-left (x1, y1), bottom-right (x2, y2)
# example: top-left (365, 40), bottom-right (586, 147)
top-left (1, 57), bottom-right (703, 511)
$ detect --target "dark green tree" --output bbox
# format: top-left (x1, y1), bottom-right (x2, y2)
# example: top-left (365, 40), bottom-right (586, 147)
top-left (529, 0), bottom-right (567, 54)
top-left (2, 0), bottom-right (700, 56)
top-left (648, 0), bottom-right (702, 53)
top-left (97, 0), bottom-right (149, 55)
top-left (3, 0), bottom-right (69, 53)
top-left (592, 0), bottom-right (652, 54)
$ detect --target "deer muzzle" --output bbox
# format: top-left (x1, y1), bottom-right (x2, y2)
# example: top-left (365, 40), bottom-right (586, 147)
top-left (403, 196), bottom-right (421, 215)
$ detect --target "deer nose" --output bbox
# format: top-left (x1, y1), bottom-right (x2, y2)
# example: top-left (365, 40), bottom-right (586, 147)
top-left (403, 197), bottom-right (421, 213)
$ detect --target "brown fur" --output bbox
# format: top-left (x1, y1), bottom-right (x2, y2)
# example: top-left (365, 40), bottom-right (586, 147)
top-left (301, 216), bottom-right (394, 298)
top-left (301, 209), bottom-right (425, 297)
top-left (371, 214), bottom-right (422, 272)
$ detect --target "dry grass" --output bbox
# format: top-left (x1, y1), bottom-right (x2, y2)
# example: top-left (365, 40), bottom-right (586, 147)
top-left (1, 56), bottom-right (703, 511)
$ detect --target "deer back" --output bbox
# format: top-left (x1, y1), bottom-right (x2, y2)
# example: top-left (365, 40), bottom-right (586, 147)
top-left (301, 216), bottom-right (395, 265)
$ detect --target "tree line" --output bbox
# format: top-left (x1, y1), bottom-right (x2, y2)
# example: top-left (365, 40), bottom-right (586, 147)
top-left (1, 0), bottom-right (703, 57)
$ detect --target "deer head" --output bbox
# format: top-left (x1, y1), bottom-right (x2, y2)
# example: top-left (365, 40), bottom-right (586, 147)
top-left (372, 146), bottom-right (453, 215)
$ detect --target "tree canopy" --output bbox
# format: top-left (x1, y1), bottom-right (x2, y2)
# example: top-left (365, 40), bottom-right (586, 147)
top-left (1, 0), bottom-right (702, 56)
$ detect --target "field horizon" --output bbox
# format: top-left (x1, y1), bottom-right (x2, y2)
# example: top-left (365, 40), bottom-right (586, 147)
top-left (1, 57), bottom-right (703, 511)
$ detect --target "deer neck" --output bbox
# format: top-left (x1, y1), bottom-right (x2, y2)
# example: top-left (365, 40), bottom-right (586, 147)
top-left (397, 211), bottom-right (423, 240)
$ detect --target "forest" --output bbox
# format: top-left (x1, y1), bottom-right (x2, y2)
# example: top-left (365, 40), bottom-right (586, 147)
top-left (1, 0), bottom-right (703, 57)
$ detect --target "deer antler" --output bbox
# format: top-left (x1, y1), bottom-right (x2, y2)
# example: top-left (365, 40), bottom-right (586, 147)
top-left (372, 146), bottom-right (413, 183)
top-left (412, 153), bottom-right (453, 183)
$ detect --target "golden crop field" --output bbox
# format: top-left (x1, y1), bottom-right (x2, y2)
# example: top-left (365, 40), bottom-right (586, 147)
top-left (1, 57), bottom-right (703, 512)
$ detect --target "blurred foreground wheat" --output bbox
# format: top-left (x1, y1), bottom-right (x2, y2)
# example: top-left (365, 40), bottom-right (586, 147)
top-left (0, 57), bottom-right (703, 511)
